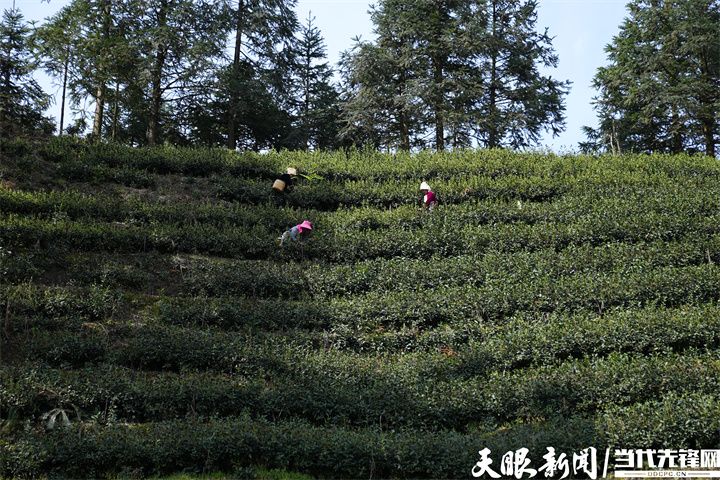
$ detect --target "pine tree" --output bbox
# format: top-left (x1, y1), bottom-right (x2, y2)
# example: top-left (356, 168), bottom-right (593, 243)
top-left (136, 0), bottom-right (229, 145)
top-left (224, 0), bottom-right (299, 149)
top-left (0, 7), bottom-right (53, 138)
top-left (340, 0), bottom-right (568, 151)
top-left (584, 0), bottom-right (720, 156)
top-left (33, 5), bottom-right (82, 135)
top-left (474, 0), bottom-right (570, 149)
top-left (37, 0), bottom-right (229, 145)
top-left (196, 61), bottom-right (292, 150)
top-left (339, 0), bottom-right (434, 151)
top-left (339, 38), bottom-right (427, 151)
top-left (36, 0), bottom-right (143, 140)
top-left (289, 13), bottom-right (340, 150)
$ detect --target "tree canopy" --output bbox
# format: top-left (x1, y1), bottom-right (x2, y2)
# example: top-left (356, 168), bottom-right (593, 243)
top-left (339, 0), bottom-right (570, 151)
top-left (0, 7), bottom-right (54, 137)
top-left (583, 0), bottom-right (720, 156)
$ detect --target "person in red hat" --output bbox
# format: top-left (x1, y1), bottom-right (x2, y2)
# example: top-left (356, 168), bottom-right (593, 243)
top-left (279, 220), bottom-right (313, 246)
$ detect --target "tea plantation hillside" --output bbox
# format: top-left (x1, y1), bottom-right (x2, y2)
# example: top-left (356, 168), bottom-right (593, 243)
top-left (2, 138), bottom-right (720, 479)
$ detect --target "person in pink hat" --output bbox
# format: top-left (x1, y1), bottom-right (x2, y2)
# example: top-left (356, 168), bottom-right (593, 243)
top-left (279, 220), bottom-right (313, 246)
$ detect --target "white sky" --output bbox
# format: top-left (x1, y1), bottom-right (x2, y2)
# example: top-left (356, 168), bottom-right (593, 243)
top-left (8, 0), bottom-right (629, 151)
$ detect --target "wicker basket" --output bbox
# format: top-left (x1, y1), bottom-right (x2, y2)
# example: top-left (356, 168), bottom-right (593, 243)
top-left (272, 179), bottom-right (286, 192)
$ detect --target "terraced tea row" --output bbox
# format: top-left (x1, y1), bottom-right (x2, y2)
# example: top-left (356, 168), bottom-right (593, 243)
top-left (6, 232), bottom-right (720, 299)
top-left (13, 299), bottom-right (720, 380)
top-left (4, 352), bottom-right (719, 437)
top-left (36, 137), bottom-right (720, 182)
top-left (7, 258), bottom-right (720, 337)
top-left (3, 183), bottom-right (718, 231)
top-left (2, 209), bottom-right (718, 264)
top-left (1, 413), bottom-right (600, 479)
top-left (7, 393), bottom-right (711, 480)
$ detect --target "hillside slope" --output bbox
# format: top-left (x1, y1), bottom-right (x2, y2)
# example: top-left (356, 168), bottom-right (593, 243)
top-left (2, 138), bottom-right (720, 478)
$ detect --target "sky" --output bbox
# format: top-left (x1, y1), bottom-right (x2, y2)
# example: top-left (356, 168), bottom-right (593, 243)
top-left (8, 0), bottom-right (630, 151)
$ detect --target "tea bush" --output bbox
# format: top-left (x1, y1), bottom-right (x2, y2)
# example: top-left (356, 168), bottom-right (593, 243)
top-left (4, 141), bottom-right (720, 478)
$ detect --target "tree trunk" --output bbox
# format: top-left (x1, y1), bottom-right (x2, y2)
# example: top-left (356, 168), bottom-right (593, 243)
top-left (227, 0), bottom-right (245, 150)
top-left (146, 3), bottom-right (168, 146)
top-left (396, 69), bottom-right (410, 151)
top-left (702, 116), bottom-right (716, 157)
top-left (92, 83), bottom-right (106, 138)
top-left (59, 47), bottom-right (69, 135)
top-left (433, 57), bottom-right (444, 151)
top-left (304, 77), bottom-right (311, 149)
top-left (488, 55), bottom-right (498, 148)
top-left (92, 0), bottom-right (112, 139)
top-left (488, 0), bottom-right (499, 149)
top-left (303, 52), bottom-right (310, 149)
top-left (111, 81), bottom-right (120, 140)
top-left (670, 107), bottom-right (683, 154)
top-left (146, 49), bottom-right (165, 146)
top-left (0, 65), bottom-right (10, 137)
top-left (399, 112), bottom-right (410, 151)
top-left (699, 45), bottom-right (716, 157)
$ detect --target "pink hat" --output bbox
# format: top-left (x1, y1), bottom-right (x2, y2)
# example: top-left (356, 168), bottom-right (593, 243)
top-left (298, 220), bottom-right (313, 231)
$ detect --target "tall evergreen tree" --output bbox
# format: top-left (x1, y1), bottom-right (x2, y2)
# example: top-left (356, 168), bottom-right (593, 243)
top-left (584, 0), bottom-right (720, 156)
top-left (289, 13), bottom-right (340, 150)
top-left (401, 0), bottom-right (458, 150)
top-left (33, 5), bottom-right (83, 135)
top-left (340, 0), bottom-right (568, 151)
top-left (36, 0), bottom-right (141, 140)
top-left (192, 61), bottom-right (293, 150)
top-left (341, 0), bottom-right (478, 151)
top-left (179, 0), bottom-right (302, 150)
top-left (37, 0), bottom-right (228, 145)
top-left (136, 0), bottom-right (228, 145)
top-left (223, 0), bottom-right (298, 149)
top-left (339, 37), bottom-right (427, 151)
top-left (0, 7), bottom-right (53, 138)
top-left (474, 0), bottom-right (570, 149)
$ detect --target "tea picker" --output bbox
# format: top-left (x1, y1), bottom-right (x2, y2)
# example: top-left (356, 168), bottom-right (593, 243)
top-left (273, 167), bottom-right (298, 192)
top-left (272, 167), bottom-right (298, 206)
top-left (420, 181), bottom-right (438, 211)
top-left (279, 220), bottom-right (313, 247)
